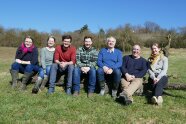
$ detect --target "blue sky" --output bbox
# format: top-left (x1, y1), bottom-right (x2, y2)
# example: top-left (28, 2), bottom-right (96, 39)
top-left (0, 0), bottom-right (186, 33)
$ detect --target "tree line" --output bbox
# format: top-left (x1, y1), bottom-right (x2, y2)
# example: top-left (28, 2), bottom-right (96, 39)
top-left (0, 21), bottom-right (186, 51)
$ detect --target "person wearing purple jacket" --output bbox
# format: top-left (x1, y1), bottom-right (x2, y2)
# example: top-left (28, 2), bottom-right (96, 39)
top-left (97, 36), bottom-right (122, 99)
top-left (120, 44), bottom-right (147, 105)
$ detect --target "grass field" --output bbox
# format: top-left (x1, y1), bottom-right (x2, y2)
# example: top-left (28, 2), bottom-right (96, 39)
top-left (0, 47), bottom-right (185, 123)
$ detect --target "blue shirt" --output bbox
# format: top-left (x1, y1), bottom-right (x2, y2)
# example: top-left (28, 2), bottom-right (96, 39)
top-left (97, 48), bottom-right (122, 69)
top-left (122, 55), bottom-right (147, 78)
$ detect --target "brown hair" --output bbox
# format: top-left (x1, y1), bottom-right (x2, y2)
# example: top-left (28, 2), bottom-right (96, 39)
top-left (84, 36), bottom-right (92, 41)
top-left (24, 35), bottom-right (33, 42)
top-left (47, 36), bottom-right (56, 42)
top-left (151, 43), bottom-right (160, 49)
top-left (62, 35), bottom-right (72, 42)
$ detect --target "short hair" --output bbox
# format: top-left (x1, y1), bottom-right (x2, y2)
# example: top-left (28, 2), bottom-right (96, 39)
top-left (84, 36), bottom-right (92, 41)
top-left (24, 35), bottom-right (33, 42)
top-left (106, 36), bottom-right (116, 42)
top-left (62, 35), bottom-right (72, 41)
top-left (47, 36), bottom-right (56, 42)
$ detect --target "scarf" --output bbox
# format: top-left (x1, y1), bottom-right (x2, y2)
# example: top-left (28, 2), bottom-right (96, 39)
top-left (148, 51), bottom-right (164, 70)
top-left (20, 42), bottom-right (34, 53)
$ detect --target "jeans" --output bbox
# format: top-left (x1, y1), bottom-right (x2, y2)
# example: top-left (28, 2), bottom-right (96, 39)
top-left (48, 63), bottom-right (74, 93)
top-left (38, 65), bottom-right (51, 79)
top-left (97, 67), bottom-right (121, 90)
top-left (11, 62), bottom-right (39, 73)
top-left (73, 67), bottom-right (96, 93)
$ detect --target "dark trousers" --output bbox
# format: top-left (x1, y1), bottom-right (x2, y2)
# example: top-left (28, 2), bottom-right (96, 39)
top-left (149, 76), bottom-right (168, 96)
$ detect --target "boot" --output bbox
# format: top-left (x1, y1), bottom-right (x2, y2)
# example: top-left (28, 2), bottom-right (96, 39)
top-left (32, 77), bottom-right (42, 94)
top-left (99, 81), bottom-right (105, 95)
top-left (10, 69), bottom-right (19, 89)
top-left (40, 75), bottom-right (48, 90)
top-left (20, 72), bottom-right (33, 91)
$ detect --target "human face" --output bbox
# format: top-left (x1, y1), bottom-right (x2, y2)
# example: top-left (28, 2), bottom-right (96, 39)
top-left (132, 45), bottom-right (141, 58)
top-left (24, 38), bottom-right (33, 48)
top-left (47, 37), bottom-right (55, 47)
top-left (84, 38), bottom-right (92, 49)
top-left (62, 38), bottom-right (71, 48)
top-left (107, 39), bottom-right (116, 49)
top-left (151, 45), bottom-right (160, 55)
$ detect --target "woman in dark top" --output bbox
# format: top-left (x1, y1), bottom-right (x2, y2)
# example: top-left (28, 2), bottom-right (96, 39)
top-left (10, 36), bottom-right (39, 90)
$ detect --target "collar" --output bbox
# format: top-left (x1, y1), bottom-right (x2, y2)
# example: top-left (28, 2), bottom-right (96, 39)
top-left (107, 48), bottom-right (115, 53)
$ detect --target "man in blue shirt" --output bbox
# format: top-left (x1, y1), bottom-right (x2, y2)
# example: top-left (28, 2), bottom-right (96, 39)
top-left (120, 44), bottom-right (147, 105)
top-left (97, 36), bottom-right (122, 99)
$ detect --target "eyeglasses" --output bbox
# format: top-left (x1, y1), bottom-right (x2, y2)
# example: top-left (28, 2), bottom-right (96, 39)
top-left (25, 40), bottom-right (33, 43)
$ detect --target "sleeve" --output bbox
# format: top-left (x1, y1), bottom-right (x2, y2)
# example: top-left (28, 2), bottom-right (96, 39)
top-left (157, 57), bottom-right (168, 79)
top-left (76, 48), bottom-right (86, 67)
top-left (71, 47), bottom-right (76, 64)
top-left (31, 47), bottom-right (38, 65)
top-left (97, 49), bottom-right (104, 68)
top-left (111, 50), bottom-right (122, 69)
top-left (147, 62), bottom-right (156, 80)
top-left (89, 49), bottom-right (98, 68)
top-left (135, 59), bottom-right (148, 78)
top-left (54, 46), bottom-right (60, 62)
top-left (40, 48), bottom-right (46, 72)
top-left (15, 46), bottom-right (24, 59)
top-left (121, 56), bottom-right (128, 75)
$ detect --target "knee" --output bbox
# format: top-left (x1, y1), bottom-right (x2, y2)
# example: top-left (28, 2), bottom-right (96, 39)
top-left (89, 67), bottom-right (96, 73)
top-left (68, 65), bottom-right (74, 71)
top-left (74, 67), bottom-right (80, 74)
top-left (113, 68), bottom-right (121, 76)
top-left (11, 62), bottom-right (20, 70)
top-left (97, 68), bottom-right (104, 74)
top-left (25, 65), bottom-right (34, 73)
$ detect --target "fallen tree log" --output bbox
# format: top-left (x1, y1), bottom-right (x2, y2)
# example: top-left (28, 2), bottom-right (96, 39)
top-left (165, 83), bottom-right (186, 90)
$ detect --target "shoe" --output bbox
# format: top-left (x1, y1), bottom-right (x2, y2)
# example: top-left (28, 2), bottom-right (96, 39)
top-left (157, 96), bottom-right (163, 105)
top-left (120, 91), bottom-right (132, 105)
top-left (32, 88), bottom-right (39, 94)
top-left (48, 87), bottom-right (54, 94)
top-left (112, 90), bottom-right (117, 99)
top-left (87, 92), bottom-right (93, 98)
top-left (100, 88), bottom-right (105, 96)
top-left (73, 91), bottom-right (79, 97)
top-left (66, 88), bottom-right (71, 95)
top-left (151, 96), bottom-right (158, 104)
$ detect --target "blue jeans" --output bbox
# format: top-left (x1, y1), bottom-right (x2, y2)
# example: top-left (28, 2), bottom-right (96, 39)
top-left (48, 63), bottom-right (74, 93)
top-left (97, 67), bottom-right (121, 90)
top-left (38, 65), bottom-right (51, 79)
top-left (11, 62), bottom-right (39, 73)
top-left (73, 67), bottom-right (96, 93)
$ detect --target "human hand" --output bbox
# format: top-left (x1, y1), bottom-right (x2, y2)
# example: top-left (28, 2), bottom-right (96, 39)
top-left (15, 59), bottom-right (22, 64)
top-left (103, 66), bottom-right (109, 73)
top-left (153, 78), bottom-right (159, 84)
top-left (59, 62), bottom-right (67, 69)
top-left (106, 68), bottom-right (113, 74)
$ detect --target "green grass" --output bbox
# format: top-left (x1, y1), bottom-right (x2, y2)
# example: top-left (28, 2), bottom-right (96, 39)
top-left (0, 47), bottom-right (186, 123)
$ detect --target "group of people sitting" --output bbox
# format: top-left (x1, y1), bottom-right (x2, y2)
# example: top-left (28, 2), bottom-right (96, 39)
top-left (10, 35), bottom-right (168, 106)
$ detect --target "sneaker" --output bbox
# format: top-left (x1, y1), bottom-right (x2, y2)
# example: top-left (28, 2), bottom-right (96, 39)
top-left (73, 91), bottom-right (79, 97)
top-left (157, 96), bottom-right (163, 105)
top-left (100, 88), bottom-right (105, 96)
top-left (87, 92), bottom-right (93, 98)
top-left (66, 88), bottom-right (71, 95)
top-left (151, 96), bottom-right (158, 104)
